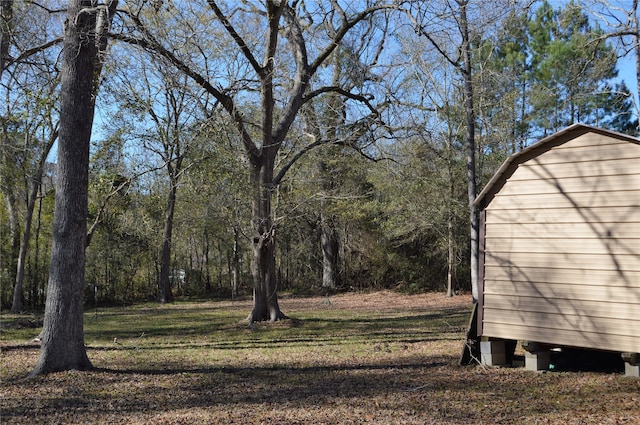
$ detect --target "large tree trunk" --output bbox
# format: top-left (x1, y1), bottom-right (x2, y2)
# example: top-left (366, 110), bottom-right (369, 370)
top-left (30, 0), bottom-right (100, 376)
top-left (0, 0), bottom-right (12, 74)
top-left (247, 156), bottom-right (286, 323)
top-left (159, 182), bottom-right (177, 303)
top-left (459, 0), bottom-right (478, 303)
top-left (30, 0), bottom-right (116, 377)
top-left (321, 213), bottom-right (339, 289)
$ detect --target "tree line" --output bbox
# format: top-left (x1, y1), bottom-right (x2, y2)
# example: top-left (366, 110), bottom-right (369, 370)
top-left (0, 0), bottom-right (637, 375)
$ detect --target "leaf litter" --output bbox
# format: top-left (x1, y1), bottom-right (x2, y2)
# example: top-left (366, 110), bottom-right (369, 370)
top-left (1, 291), bottom-right (638, 424)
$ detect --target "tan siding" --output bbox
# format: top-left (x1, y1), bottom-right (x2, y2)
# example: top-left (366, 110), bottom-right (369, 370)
top-left (484, 251), bottom-right (639, 272)
top-left (484, 294), bottom-right (639, 320)
top-left (481, 131), bottom-right (640, 353)
top-left (484, 265), bottom-right (640, 287)
top-left (498, 174), bottom-right (640, 196)
top-left (484, 220), bottom-right (638, 240)
top-left (485, 236), bottom-right (640, 256)
top-left (552, 134), bottom-right (630, 149)
top-left (484, 280), bottom-right (640, 302)
top-left (509, 158), bottom-right (640, 181)
top-left (483, 308), bottom-right (638, 337)
top-left (487, 207), bottom-right (639, 225)
top-left (527, 137), bottom-right (640, 165)
top-left (551, 133), bottom-right (637, 151)
top-left (482, 322), bottom-right (640, 353)
top-left (489, 190), bottom-right (640, 209)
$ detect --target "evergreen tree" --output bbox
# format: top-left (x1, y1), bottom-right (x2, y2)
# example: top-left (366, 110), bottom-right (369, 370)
top-left (528, 1), bottom-right (634, 136)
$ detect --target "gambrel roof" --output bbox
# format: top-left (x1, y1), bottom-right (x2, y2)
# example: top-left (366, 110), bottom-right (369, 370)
top-left (474, 123), bottom-right (640, 210)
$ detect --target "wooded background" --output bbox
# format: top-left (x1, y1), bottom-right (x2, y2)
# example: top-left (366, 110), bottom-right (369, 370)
top-left (1, 0), bottom-right (638, 313)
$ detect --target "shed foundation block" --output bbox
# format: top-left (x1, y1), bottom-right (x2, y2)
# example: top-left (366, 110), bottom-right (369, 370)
top-left (622, 353), bottom-right (640, 378)
top-left (525, 350), bottom-right (550, 371)
top-left (624, 363), bottom-right (640, 377)
top-left (480, 339), bottom-right (506, 366)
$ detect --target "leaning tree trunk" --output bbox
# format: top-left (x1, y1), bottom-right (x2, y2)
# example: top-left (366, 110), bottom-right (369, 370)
top-left (247, 156), bottom-right (286, 323)
top-left (10, 205), bottom-right (31, 313)
top-left (11, 136), bottom-right (55, 313)
top-left (30, 0), bottom-right (101, 376)
top-left (2, 191), bottom-right (19, 307)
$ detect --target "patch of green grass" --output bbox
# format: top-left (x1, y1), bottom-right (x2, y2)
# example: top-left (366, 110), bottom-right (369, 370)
top-left (0, 313), bottom-right (43, 342)
top-left (76, 300), bottom-right (468, 361)
top-left (3, 293), bottom-right (637, 425)
top-left (2, 294), bottom-right (470, 377)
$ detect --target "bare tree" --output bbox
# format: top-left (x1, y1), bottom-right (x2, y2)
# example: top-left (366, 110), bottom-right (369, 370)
top-left (30, 0), bottom-right (117, 377)
top-left (116, 55), bottom-right (208, 303)
top-left (403, 0), bottom-right (479, 301)
top-left (1, 2), bottom-right (62, 312)
top-left (112, 1), bottom-right (393, 322)
top-left (10, 129), bottom-right (58, 313)
top-left (588, 0), bottom-right (639, 130)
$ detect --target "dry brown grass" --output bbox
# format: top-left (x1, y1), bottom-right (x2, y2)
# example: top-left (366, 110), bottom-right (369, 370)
top-left (1, 291), bottom-right (639, 424)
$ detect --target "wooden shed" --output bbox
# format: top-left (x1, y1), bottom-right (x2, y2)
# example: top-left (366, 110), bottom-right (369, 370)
top-left (474, 124), bottom-right (640, 375)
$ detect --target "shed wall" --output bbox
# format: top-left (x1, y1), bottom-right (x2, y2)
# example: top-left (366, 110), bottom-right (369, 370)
top-left (481, 132), bottom-right (640, 353)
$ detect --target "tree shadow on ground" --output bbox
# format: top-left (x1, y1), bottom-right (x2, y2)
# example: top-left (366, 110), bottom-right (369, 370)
top-left (2, 352), bottom-right (638, 424)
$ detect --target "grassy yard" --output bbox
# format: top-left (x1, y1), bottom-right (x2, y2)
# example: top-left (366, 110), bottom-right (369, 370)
top-left (1, 291), bottom-right (638, 424)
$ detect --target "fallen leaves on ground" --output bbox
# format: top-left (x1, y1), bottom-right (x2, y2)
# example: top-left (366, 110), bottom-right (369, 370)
top-left (1, 291), bottom-right (638, 424)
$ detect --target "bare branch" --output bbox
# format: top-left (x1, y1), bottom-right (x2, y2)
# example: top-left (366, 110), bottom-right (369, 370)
top-left (303, 86), bottom-right (379, 116)
top-left (272, 138), bottom-right (325, 186)
top-left (2, 37), bottom-right (63, 72)
top-left (273, 106), bottom-right (388, 187)
top-left (24, 1), bottom-right (66, 14)
top-left (282, 4), bottom-right (310, 76)
top-left (109, 10), bottom-right (261, 161)
top-left (309, 4), bottom-right (396, 75)
top-left (274, 3), bottom-right (393, 145)
top-left (207, 0), bottom-right (263, 76)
